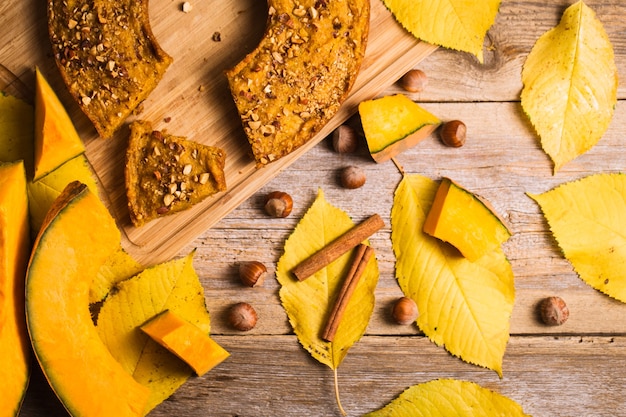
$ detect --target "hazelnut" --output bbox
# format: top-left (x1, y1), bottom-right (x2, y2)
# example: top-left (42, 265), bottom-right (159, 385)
top-left (539, 296), bottom-right (569, 326)
top-left (264, 191), bottom-right (293, 218)
top-left (331, 125), bottom-right (358, 154)
top-left (391, 297), bottom-right (418, 325)
top-left (228, 302), bottom-right (258, 331)
top-left (239, 261), bottom-right (267, 287)
top-left (340, 166), bottom-right (366, 189)
top-left (399, 69), bottom-right (428, 93)
top-left (439, 120), bottom-right (467, 148)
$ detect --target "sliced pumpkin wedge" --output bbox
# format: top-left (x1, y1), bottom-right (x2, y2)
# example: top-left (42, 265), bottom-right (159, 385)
top-left (359, 94), bottom-right (440, 162)
top-left (0, 161), bottom-right (31, 416)
top-left (26, 181), bottom-right (149, 417)
top-left (33, 68), bottom-right (85, 181)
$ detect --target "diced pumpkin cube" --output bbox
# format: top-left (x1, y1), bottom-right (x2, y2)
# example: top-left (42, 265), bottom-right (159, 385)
top-left (423, 178), bottom-right (511, 261)
top-left (141, 310), bottom-right (230, 376)
top-left (359, 94), bottom-right (440, 162)
top-left (34, 67), bottom-right (85, 180)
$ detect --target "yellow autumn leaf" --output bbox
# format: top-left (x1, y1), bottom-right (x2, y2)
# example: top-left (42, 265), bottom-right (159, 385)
top-left (392, 175), bottom-right (514, 376)
top-left (276, 188), bottom-right (379, 370)
top-left (91, 247), bottom-right (144, 305)
top-left (0, 92), bottom-right (33, 170)
top-left (521, 1), bottom-right (618, 173)
top-left (382, 0), bottom-right (501, 63)
top-left (364, 379), bottom-right (531, 417)
top-left (96, 251), bottom-right (211, 414)
top-left (0, 91), bottom-right (102, 235)
top-left (27, 155), bottom-right (100, 234)
top-left (529, 173), bottom-right (626, 303)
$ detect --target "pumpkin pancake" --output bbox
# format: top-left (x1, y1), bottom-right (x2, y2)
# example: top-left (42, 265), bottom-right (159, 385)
top-left (226, 0), bottom-right (370, 166)
top-left (47, 0), bottom-right (172, 138)
top-left (125, 120), bottom-right (227, 227)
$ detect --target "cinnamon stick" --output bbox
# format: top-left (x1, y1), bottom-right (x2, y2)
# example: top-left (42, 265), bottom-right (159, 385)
top-left (292, 213), bottom-right (384, 281)
top-left (322, 244), bottom-right (374, 342)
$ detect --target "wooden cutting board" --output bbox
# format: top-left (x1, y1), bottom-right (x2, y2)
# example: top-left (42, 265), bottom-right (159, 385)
top-left (0, 0), bottom-right (436, 265)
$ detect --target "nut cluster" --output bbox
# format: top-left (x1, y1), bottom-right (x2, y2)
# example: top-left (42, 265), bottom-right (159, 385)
top-left (331, 125), bottom-right (358, 154)
top-left (228, 302), bottom-right (258, 331)
top-left (239, 261), bottom-right (267, 287)
top-left (439, 120), bottom-right (467, 148)
top-left (147, 131), bottom-right (214, 215)
top-left (264, 191), bottom-right (293, 218)
top-left (399, 69), bottom-right (428, 93)
top-left (539, 296), bottom-right (569, 326)
top-left (391, 297), bottom-right (418, 325)
top-left (340, 166), bottom-right (366, 189)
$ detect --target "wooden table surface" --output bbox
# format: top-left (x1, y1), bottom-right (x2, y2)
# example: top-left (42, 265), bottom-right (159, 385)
top-left (18, 0), bottom-right (626, 416)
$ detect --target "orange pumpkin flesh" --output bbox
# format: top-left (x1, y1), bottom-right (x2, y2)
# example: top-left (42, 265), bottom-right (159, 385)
top-left (359, 94), bottom-right (441, 163)
top-left (141, 310), bottom-right (229, 376)
top-left (33, 68), bottom-right (85, 181)
top-left (423, 178), bottom-right (511, 261)
top-left (26, 181), bottom-right (149, 416)
top-left (0, 161), bottom-right (31, 416)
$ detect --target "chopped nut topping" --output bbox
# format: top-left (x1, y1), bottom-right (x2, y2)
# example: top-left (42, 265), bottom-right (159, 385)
top-left (198, 173), bottom-right (210, 184)
top-left (248, 120), bottom-right (262, 130)
top-left (293, 5), bottom-right (306, 17)
top-left (163, 194), bottom-right (175, 207)
top-left (182, 164), bottom-right (192, 175)
top-left (225, 0), bottom-right (369, 166)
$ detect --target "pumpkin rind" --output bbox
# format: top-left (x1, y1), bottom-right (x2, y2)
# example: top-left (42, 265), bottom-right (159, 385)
top-left (25, 181), bottom-right (150, 417)
top-left (423, 177), bottom-right (511, 261)
top-left (140, 310), bottom-right (230, 376)
top-left (359, 94), bottom-right (440, 162)
top-left (33, 68), bottom-right (85, 181)
top-left (0, 161), bottom-right (31, 416)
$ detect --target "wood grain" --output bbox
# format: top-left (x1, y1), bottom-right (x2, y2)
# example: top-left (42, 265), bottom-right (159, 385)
top-left (7, 0), bottom-right (626, 416)
top-left (0, 0), bottom-right (436, 265)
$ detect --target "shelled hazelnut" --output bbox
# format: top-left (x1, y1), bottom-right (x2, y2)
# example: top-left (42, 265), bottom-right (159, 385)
top-left (391, 297), bottom-right (418, 325)
top-left (228, 302), bottom-right (258, 331)
top-left (539, 296), bottom-right (569, 326)
top-left (239, 261), bottom-right (267, 287)
top-left (340, 166), bottom-right (366, 189)
top-left (439, 120), bottom-right (467, 148)
top-left (399, 69), bottom-right (428, 93)
top-left (332, 125), bottom-right (358, 154)
top-left (264, 191), bottom-right (293, 218)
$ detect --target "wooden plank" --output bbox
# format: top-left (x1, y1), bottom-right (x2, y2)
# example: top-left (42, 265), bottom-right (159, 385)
top-left (8, 1), bottom-right (626, 416)
top-left (20, 335), bottom-right (626, 416)
top-left (402, 0), bottom-right (626, 102)
top-left (185, 100), bottom-right (626, 336)
top-left (0, 0), bottom-right (436, 266)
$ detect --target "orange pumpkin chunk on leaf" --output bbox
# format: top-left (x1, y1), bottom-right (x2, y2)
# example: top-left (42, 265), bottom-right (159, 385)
top-left (141, 310), bottom-right (229, 376)
top-left (423, 177), bottom-right (511, 261)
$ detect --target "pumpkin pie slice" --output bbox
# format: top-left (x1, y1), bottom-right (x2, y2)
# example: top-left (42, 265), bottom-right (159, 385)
top-left (48, 0), bottom-right (173, 138)
top-left (226, 0), bottom-right (370, 166)
top-left (125, 120), bottom-right (227, 227)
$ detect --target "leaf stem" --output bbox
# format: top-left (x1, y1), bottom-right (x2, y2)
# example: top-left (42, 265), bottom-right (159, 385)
top-left (391, 157), bottom-right (405, 176)
top-left (334, 367), bottom-right (347, 416)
